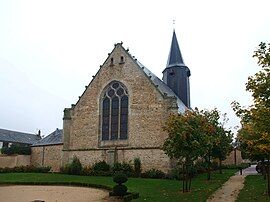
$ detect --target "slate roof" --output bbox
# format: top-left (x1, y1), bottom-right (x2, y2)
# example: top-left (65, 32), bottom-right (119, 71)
top-left (166, 30), bottom-right (185, 68)
top-left (135, 60), bottom-right (187, 113)
top-left (32, 128), bottom-right (63, 147)
top-left (0, 128), bottom-right (41, 145)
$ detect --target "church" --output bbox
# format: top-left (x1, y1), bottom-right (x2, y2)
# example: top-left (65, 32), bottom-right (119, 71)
top-left (31, 31), bottom-right (191, 172)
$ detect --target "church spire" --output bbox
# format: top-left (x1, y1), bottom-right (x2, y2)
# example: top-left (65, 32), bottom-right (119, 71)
top-left (162, 30), bottom-right (191, 108)
top-left (166, 30), bottom-right (185, 68)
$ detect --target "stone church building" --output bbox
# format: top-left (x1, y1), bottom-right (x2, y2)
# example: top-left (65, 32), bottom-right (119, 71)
top-left (31, 31), bottom-right (191, 172)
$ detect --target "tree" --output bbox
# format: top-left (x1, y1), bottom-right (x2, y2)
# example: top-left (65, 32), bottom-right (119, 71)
top-left (232, 42), bottom-right (270, 196)
top-left (202, 109), bottom-right (233, 178)
top-left (163, 109), bottom-right (215, 192)
top-left (205, 109), bottom-right (233, 174)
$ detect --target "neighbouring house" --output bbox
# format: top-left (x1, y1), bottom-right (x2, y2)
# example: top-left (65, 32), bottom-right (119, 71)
top-left (0, 128), bottom-right (41, 149)
top-left (31, 129), bottom-right (63, 172)
top-left (0, 128), bottom-right (41, 168)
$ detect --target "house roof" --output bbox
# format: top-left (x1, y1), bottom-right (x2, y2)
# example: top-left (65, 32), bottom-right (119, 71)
top-left (166, 30), bottom-right (185, 68)
top-left (135, 60), bottom-right (187, 113)
top-left (0, 128), bottom-right (41, 145)
top-left (32, 128), bottom-right (63, 147)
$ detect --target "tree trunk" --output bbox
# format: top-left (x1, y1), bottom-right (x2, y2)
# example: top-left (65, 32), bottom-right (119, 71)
top-left (267, 160), bottom-right (270, 197)
top-left (262, 161), bottom-right (267, 180)
top-left (219, 159), bottom-right (222, 174)
top-left (207, 155), bottom-right (211, 181)
top-left (188, 175), bottom-right (192, 191)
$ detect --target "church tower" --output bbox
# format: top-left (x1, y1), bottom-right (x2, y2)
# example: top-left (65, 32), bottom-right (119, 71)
top-left (162, 30), bottom-right (191, 108)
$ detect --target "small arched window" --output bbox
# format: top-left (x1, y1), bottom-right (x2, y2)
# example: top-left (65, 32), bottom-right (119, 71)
top-left (101, 81), bottom-right (128, 140)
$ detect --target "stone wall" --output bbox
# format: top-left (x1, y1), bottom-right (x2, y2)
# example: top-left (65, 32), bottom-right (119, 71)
top-left (0, 154), bottom-right (30, 168)
top-left (62, 44), bottom-right (178, 171)
top-left (222, 149), bottom-right (243, 165)
top-left (62, 148), bottom-right (170, 172)
top-left (31, 144), bottom-right (63, 172)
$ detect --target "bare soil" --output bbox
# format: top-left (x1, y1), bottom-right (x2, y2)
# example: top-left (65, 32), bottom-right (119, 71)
top-left (0, 185), bottom-right (108, 202)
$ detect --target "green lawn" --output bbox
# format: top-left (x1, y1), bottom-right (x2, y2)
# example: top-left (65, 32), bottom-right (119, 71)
top-left (237, 175), bottom-right (270, 202)
top-left (0, 169), bottom-right (237, 201)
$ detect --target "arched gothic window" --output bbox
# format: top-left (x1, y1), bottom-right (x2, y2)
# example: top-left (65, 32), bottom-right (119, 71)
top-left (101, 81), bottom-right (128, 140)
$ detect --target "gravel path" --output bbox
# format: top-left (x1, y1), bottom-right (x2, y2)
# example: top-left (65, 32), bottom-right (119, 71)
top-left (0, 185), bottom-right (108, 202)
top-left (207, 165), bottom-right (258, 202)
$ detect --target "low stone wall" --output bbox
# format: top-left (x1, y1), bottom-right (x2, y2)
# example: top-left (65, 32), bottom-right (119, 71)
top-left (31, 144), bottom-right (63, 172)
top-left (0, 154), bottom-right (30, 168)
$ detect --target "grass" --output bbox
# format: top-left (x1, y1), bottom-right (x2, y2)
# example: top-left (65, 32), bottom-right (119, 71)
top-left (0, 169), bottom-right (237, 201)
top-left (237, 175), bottom-right (270, 202)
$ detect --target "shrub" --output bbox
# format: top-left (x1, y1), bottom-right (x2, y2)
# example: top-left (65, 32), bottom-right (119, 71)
top-left (141, 169), bottom-right (165, 179)
top-left (0, 165), bottom-right (51, 173)
top-left (112, 163), bottom-right (122, 172)
top-left (134, 158), bottom-right (141, 177)
top-left (69, 156), bottom-right (82, 175)
top-left (81, 165), bottom-right (92, 175)
top-left (60, 164), bottom-right (70, 174)
top-left (113, 172), bottom-right (128, 184)
top-left (112, 162), bottom-right (133, 176)
top-left (1, 144), bottom-right (31, 155)
top-left (112, 172), bottom-right (128, 197)
top-left (166, 167), bottom-right (183, 180)
top-left (60, 156), bottom-right (82, 175)
top-left (221, 163), bottom-right (250, 170)
top-left (112, 184), bottom-right (128, 196)
top-left (92, 161), bottom-right (110, 172)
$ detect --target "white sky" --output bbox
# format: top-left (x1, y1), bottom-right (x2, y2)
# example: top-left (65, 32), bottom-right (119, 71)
top-left (0, 0), bottom-right (269, 136)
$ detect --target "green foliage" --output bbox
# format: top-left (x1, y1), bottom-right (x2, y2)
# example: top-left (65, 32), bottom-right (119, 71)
top-left (134, 158), bottom-right (141, 177)
top-left (112, 184), bottom-right (128, 196)
top-left (112, 162), bottom-right (133, 176)
top-left (69, 156), bottom-right (82, 175)
top-left (162, 108), bottom-right (231, 190)
top-left (60, 156), bottom-right (82, 175)
top-left (141, 169), bottom-right (165, 179)
top-left (92, 161), bottom-right (110, 172)
top-left (81, 165), bottom-right (92, 175)
top-left (113, 172), bottom-right (128, 184)
top-left (1, 144), bottom-right (31, 155)
top-left (112, 172), bottom-right (128, 197)
top-left (232, 42), bottom-right (270, 196)
top-left (221, 163), bottom-right (250, 170)
top-left (0, 165), bottom-right (51, 173)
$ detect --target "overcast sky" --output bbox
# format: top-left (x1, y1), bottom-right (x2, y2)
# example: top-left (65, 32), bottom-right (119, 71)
top-left (0, 0), bottom-right (269, 137)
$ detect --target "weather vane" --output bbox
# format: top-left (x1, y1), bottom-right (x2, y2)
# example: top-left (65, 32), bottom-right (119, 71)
top-left (173, 19), bottom-right (175, 29)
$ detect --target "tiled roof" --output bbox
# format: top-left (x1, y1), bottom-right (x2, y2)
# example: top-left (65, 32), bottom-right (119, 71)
top-left (32, 128), bottom-right (63, 147)
top-left (0, 128), bottom-right (41, 145)
top-left (135, 60), bottom-right (187, 113)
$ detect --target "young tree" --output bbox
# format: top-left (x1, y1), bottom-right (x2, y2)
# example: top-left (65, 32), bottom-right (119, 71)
top-left (163, 109), bottom-right (215, 192)
top-left (204, 109), bottom-right (233, 174)
top-left (201, 109), bottom-right (233, 178)
top-left (232, 42), bottom-right (270, 196)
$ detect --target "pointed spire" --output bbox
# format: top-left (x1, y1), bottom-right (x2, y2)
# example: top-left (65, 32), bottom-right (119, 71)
top-left (166, 30), bottom-right (185, 68)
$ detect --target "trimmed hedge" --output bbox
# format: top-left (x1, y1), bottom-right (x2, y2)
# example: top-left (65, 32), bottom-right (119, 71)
top-left (221, 163), bottom-right (250, 170)
top-left (0, 181), bottom-right (112, 190)
top-left (0, 165), bottom-right (51, 173)
top-left (141, 169), bottom-right (165, 179)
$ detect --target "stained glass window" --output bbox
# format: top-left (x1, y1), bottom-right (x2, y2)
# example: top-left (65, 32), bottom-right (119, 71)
top-left (101, 81), bottom-right (128, 140)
